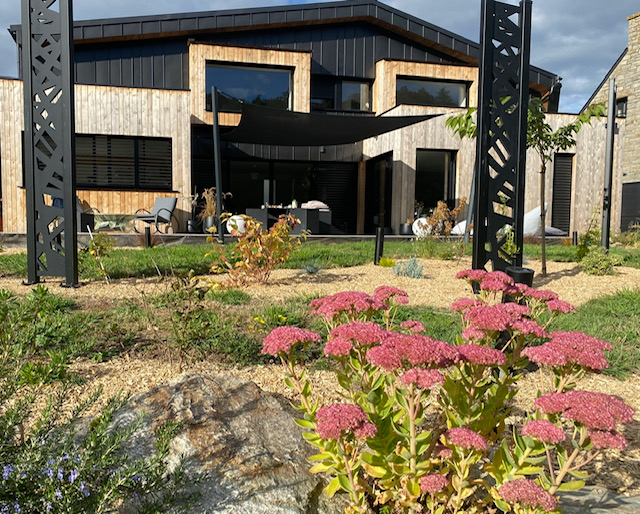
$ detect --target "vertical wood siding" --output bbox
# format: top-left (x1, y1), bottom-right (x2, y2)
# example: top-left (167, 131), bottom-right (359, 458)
top-left (0, 79), bottom-right (191, 232)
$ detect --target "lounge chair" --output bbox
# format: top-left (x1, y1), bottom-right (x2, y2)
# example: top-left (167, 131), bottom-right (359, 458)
top-left (134, 197), bottom-right (178, 233)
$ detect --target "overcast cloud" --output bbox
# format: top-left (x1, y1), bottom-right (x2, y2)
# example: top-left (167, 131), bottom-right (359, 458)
top-left (1, 0), bottom-right (637, 113)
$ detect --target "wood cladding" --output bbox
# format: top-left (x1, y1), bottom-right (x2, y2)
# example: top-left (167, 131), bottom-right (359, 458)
top-left (373, 60), bottom-right (478, 114)
top-left (188, 42), bottom-right (312, 126)
top-left (0, 79), bottom-right (191, 233)
top-left (363, 106), bottom-right (624, 235)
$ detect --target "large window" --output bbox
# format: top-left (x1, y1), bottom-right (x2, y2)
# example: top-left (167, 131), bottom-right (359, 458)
top-left (76, 134), bottom-right (172, 191)
top-left (397, 78), bottom-right (468, 108)
top-left (205, 63), bottom-right (292, 112)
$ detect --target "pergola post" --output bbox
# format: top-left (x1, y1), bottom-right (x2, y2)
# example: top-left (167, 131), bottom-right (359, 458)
top-left (22, 0), bottom-right (78, 286)
top-left (473, 0), bottom-right (532, 271)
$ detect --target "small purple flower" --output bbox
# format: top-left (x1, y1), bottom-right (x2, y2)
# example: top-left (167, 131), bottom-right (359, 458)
top-left (57, 468), bottom-right (64, 481)
top-left (79, 481), bottom-right (91, 497)
top-left (43, 468), bottom-right (54, 479)
top-left (2, 464), bottom-right (15, 480)
top-left (54, 488), bottom-right (62, 499)
top-left (69, 469), bottom-right (79, 484)
top-left (13, 503), bottom-right (20, 514)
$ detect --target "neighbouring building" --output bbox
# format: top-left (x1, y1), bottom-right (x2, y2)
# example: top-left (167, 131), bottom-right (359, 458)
top-left (0, 0), bottom-right (626, 235)
top-left (584, 12), bottom-right (640, 231)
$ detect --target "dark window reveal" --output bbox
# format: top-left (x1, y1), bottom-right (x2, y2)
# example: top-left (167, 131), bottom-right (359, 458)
top-left (397, 78), bottom-right (468, 108)
top-left (205, 63), bottom-right (292, 112)
top-left (75, 134), bottom-right (172, 190)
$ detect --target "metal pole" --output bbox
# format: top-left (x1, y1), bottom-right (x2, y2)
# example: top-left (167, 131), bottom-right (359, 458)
top-left (211, 86), bottom-right (225, 244)
top-left (601, 78), bottom-right (616, 250)
top-left (374, 226), bottom-right (384, 265)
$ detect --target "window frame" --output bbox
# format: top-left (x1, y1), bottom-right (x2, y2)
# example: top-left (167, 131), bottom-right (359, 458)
top-left (396, 77), bottom-right (469, 108)
top-left (75, 133), bottom-right (173, 191)
top-left (205, 61), bottom-right (293, 112)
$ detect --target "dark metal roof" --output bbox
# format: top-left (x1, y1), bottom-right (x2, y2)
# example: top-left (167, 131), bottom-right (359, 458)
top-left (8, 0), bottom-right (558, 87)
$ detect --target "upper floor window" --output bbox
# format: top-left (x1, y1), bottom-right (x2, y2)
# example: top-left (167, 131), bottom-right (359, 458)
top-left (311, 77), bottom-right (371, 112)
top-left (341, 81), bottom-right (370, 111)
top-left (397, 78), bottom-right (468, 108)
top-left (205, 63), bottom-right (292, 112)
top-left (616, 97), bottom-right (627, 118)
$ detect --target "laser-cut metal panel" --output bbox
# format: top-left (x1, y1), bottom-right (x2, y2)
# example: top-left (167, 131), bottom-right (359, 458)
top-left (22, 0), bottom-right (78, 285)
top-left (473, 0), bottom-right (531, 272)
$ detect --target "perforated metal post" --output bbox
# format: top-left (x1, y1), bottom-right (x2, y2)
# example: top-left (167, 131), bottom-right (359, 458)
top-left (473, 0), bottom-right (532, 272)
top-left (22, 0), bottom-right (78, 286)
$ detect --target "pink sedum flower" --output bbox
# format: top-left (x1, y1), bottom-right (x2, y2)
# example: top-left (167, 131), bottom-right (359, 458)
top-left (400, 368), bottom-right (444, 390)
top-left (486, 270), bottom-right (515, 286)
top-left (434, 444), bottom-right (453, 459)
top-left (479, 278), bottom-right (510, 293)
top-left (522, 345), bottom-right (568, 366)
top-left (524, 331), bottom-right (612, 371)
top-left (450, 297), bottom-right (482, 313)
top-left (402, 335), bottom-right (461, 367)
top-left (498, 479), bottom-right (557, 512)
top-left (535, 391), bottom-right (634, 431)
top-left (461, 328), bottom-right (487, 341)
top-left (456, 269), bottom-right (487, 283)
top-left (465, 305), bottom-right (513, 332)
top-left (525, 288), bottom-right (559, 302)
top-left (366, 341), bottom-right (404, 370)
top-left (261, 327), bottom-right (321, 356)
top-left (420, 474), bottom-right (449, 495)
top-left (309, 291), bottom-right (386, 320)
top-left (316, 404), bottom-right (377, 440)
top-left (329, 321), bottom-right (386, 346)
top-left (446, 427), bottom-right (488, 451)
top-left (373, 285), bottom-right (409, 305)
top-left (547, 299), bottom-right (576, 314)
top-left (588, 430), bottom-right (628, 450)
top-left (400, 320), bottom-right (425, 333)
top-left (511, 318), bottom-right (547, 338)
top-left (521, 419), bottom-right (565, 444)
top-left (457, 344), bottom-right (507, 366)
top-left (324, 337), bottom-right (354, 357)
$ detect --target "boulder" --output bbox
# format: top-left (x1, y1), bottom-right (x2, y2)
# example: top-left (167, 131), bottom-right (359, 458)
top-left (112, 372), bottom-right (346, 514)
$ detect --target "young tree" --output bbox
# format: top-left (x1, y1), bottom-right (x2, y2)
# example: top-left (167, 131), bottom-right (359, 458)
top-left (446, 100), bottom-right (604, 275)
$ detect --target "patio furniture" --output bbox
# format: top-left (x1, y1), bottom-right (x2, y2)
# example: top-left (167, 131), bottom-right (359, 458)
top-left (133, 197), bottom-right (178, 233)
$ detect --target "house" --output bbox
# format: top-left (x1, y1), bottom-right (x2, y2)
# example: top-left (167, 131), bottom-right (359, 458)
top-left (0, 0), bottom-right (625, 236)
top-left (583, 12), bottom-right (640, 231)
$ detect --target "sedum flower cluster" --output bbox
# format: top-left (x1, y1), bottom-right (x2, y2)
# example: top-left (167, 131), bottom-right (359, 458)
top-left (262, 278), bottom-right (634, 514)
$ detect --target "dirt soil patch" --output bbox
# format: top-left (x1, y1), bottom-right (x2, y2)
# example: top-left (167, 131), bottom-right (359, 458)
top-left (2, 255), bottom-right (639, 496)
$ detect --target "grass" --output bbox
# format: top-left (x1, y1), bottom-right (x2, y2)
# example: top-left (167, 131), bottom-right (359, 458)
top-left (1, 239), bottom-right (639, 279)
top-left (547, 289), bottom-right (640, 379)
top-left (1, 239), bottom-right (638, 378)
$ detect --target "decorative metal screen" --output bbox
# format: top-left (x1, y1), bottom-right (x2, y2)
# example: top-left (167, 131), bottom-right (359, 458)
top-left (472, 0), bottom-right (531, 271)
top-left (22, 0), bottom-right (78, 285)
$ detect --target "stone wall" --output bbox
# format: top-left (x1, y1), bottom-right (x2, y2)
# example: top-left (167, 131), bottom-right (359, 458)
top-left (590, 12), bottom-right (640, 184)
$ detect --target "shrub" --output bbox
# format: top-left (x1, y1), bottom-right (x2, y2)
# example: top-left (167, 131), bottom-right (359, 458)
top-left (263, 274), bottom-right (633, 514)
top-left (301, 260), bottom-right (323, 274)
top-left (414, 197), bottom-right (467, 238)
top-left (377, 257), bottom-right (396, 268)
top-left (579, 246), bottom-right (623, 275)
top-left (208, 214), bottom-right (306, 286)
top-left (0, 288), bottom-right (192, 513)
top-left (392, 256), bottom-right (423, 278)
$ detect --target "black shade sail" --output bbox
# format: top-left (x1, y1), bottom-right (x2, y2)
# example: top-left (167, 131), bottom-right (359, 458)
top-left (221, 103), bottom-right (441, 146)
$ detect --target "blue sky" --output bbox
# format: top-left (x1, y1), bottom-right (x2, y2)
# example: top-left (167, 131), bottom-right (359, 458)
top-left (1, 0), bottom-right (637, 113)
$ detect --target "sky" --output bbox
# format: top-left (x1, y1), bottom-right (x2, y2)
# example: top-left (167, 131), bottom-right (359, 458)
top-left (0, 0), bottom-right (637, 113)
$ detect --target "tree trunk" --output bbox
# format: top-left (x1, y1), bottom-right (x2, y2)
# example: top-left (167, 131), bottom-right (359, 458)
top-left (539, 162), bottom-right (547, 276)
